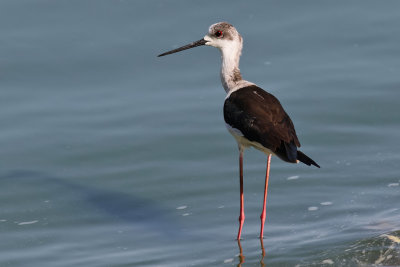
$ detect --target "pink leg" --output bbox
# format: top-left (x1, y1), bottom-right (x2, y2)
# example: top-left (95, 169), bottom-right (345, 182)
top-left (237, 148), bottom-right (245, 240)
top-left (260, 154), bottom-right (271, 239)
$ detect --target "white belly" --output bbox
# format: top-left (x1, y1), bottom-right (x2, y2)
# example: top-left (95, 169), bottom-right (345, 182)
top-left (225, 123), bottom-right (275, 155)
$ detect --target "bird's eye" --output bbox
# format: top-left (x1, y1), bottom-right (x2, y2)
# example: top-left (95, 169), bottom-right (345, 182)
top-left (215, 30), bottom-right (223, 37)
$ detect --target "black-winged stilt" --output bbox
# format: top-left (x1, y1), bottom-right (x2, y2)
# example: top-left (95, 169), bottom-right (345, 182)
top-left (158, 22), bottom-right (320, 240)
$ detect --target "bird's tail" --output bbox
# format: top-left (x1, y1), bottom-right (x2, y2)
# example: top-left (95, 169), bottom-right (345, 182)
top-left (297, 150), bottom-right (320, 168)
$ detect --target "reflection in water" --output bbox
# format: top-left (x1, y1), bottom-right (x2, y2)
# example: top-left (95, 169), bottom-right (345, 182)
top-left (237, 240), bottom-right (245, 266)
top-left (236, 239), bottom-right (267, 266)
top-left (260, 238), bottom-right (266, 267)
top-left (297, 230), bottom-right (400, 266)
top-left (344, 231), bottom-right (400, 266)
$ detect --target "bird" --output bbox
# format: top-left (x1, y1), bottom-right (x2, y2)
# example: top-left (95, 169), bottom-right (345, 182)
top-left (158, 22), bottom-right (320, 240)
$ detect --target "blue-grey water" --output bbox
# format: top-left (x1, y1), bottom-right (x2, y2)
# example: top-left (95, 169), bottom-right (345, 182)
top-left (1, 1), bottom-right (400, 266)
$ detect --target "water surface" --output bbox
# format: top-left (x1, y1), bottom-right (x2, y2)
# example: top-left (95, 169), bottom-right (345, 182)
top-left (1, 1), bottom-right (400, 266)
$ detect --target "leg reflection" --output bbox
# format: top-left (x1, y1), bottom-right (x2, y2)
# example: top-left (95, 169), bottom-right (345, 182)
top-left (237, 239), bottom-right (245, 266)
top-left (260, 238), bottom-right (266, 267)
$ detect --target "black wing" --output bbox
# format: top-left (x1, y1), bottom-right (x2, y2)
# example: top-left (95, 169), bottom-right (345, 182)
top-left (224, 85), bottom-right (300, 163)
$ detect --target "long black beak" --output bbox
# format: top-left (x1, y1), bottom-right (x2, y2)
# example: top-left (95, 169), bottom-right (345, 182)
top-left (158, 39), bottom-right (208, 57)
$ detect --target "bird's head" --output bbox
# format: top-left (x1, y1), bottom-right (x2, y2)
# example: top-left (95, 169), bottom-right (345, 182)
top-left (158, 22), bottom-right (242, 57)
top-left (204, 22), bottom-right (242, 50)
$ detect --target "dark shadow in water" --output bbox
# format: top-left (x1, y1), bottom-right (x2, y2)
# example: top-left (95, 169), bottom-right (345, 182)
top-left (1, 170), bottom-right (186, 239)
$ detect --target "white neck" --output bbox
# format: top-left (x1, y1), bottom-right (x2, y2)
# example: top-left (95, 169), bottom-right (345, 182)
top-left (219, 41), bottom-right (254, 95)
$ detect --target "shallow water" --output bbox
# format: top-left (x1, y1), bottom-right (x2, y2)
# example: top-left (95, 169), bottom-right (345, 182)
top-left (1, 1), bottom-right (400, 266)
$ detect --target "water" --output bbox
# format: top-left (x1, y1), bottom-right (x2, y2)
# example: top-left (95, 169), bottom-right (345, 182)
top-left (1, 1), bottom-right (400, 266)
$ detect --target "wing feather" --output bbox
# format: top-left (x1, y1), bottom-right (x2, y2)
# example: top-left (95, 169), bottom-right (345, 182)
top-left (224, 85), bottom-right (300, 159)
